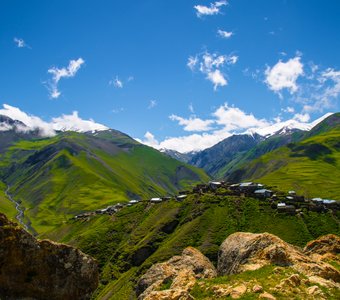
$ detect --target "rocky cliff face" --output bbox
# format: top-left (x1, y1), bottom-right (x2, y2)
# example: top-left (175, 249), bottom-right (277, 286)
top-left (0, 213), bottom-right (98, 300)
top-left (138, 232), bottom-right (340, 300)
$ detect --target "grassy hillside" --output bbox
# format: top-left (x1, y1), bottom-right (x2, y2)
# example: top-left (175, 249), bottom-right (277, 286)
top-left (0, 181), bottom-right (16, 220)
top-left (0, 131), bottom-right (209, 234)
top-left (43, 192), bottom-right (339, 299)
top-left (226, 115), bottom-right (340, 199)
top-left (216, 130), bottom-right (305, 179)
top-left (190, 134), bottom-right (263, 177)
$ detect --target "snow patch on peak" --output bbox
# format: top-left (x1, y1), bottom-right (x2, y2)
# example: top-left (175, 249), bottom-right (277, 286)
top-left (244, 113), bottom-right (333, 138)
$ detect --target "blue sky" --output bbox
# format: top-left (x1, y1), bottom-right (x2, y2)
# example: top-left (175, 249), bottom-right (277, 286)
top-left (1, 0), bottom-right (340, 152)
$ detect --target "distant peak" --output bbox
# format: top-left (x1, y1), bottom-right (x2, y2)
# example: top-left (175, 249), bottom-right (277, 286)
top-left (244, 113), bottom-right (334, 139)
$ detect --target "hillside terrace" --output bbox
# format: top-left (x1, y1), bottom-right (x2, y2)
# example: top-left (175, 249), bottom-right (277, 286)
top-left (72, 181), bottom-right (339, 220)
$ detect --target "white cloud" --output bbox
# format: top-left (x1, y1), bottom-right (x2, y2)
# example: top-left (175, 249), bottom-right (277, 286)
top-left (109, 76), bottom-right (123, 88)
top-left (51, 111), bottom-right (108, 132)
top-left (0, 104), bottom-right (108, 136)
top-left (213, 104), bottom-right (270, 131)
top-left (13, 37), bottom-right (30, 48)
top-left (187, 56), bottom-right (198, 71)
top-left (169, 114), bottom-right (214, 132)
top-left (138, 105), bottom-right (333, 153)
top-left (109, 75), bottom-right (134, 88)
top-left (139, 104), bottom-right (271, 152)
top-left (0, 104), bottom-right (55, 136)
top-left (139, 131), bottom-right (232, 153)
top-left (293, 113), bottom-right (310, 123)
top-left (188, 51), bottom-right (238, 90)
top-left (148, 100), bottom-right (157, 109)
top-left (298, 67), bottom-right (340, 113)
top-left (194, 1), bottom-right (227, 17)
top-left (217, 29), bottom-right (233, 39)
top-left (207, 69), bottom-right (227, 90)
top-left (265, 57), bottom-right (304, 95)
top-left (136, 131), bottom-right (159, 148)
top-left (283, 106), bottom-right (295, 113)
top-left (46, 58), bottom-right (85, 99)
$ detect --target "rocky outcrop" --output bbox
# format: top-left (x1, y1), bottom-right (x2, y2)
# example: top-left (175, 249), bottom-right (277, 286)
top-left (217, 232), bottom-right (340, 284)
top-left (303, 234), bottom-right (340, 256)
top-left (137, 247), bottom-right (216, 299)
top-left (0, 213), bottom-right (98, 300)
top-left (137, 233), bottom-right (340, 299)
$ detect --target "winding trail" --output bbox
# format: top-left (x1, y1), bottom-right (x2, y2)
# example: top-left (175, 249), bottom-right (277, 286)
top-left (5, 186), bottom-right (31, 232)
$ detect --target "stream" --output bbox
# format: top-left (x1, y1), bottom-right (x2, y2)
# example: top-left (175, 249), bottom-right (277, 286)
top-left (5, 186), bottom-right (30, 232)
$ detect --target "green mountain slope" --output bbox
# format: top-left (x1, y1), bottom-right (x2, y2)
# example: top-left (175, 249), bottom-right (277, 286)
top-left (43, 192), bottom-right (339, 299)
top-left (227, 113), bottom-right (340, 198)
top-left (0, 130), bottom-right (209, 234)
top-left (189, 134), bottom-right (264, 177)
top-left (216, 130), bottom-right (305, 179)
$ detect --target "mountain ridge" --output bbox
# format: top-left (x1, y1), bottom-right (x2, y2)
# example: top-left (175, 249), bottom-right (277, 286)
top-left (0, 122), bottom-right (209, 234)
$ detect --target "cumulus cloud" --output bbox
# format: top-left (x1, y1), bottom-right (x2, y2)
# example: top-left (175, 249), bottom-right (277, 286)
top-left (207, 70), bottom-right (227, 89)
top-left (140, 104), bottom-right (273, 152)
top-left (217, 29), bottom-right (233, 39)
top-left (136, 131), bottom-right (160, 148)
top-left (138, 101), bottom-right (332, 153)
top-left (51, 111), bottom-right (108, 132)
top-left (169, 114), bottom-right (214, 132)
top-left (0, 104), bottom-right (55, 136)
top-left (139, 131), bottom-right (232, 153)
top-left (194, 1), bottom-right (227, 17)
top-left (0, 104), bottom-right (107, 136)
top-left (213, 104), bottom-right (270, 131)
top-left (188, 51), bottom-right (238, 90)
top-left (46, 58), bottom-right (85, 99)
top-left (265, 57), bottom-right (304, 95)
top-left (13, 37), bottom-right (30, 49)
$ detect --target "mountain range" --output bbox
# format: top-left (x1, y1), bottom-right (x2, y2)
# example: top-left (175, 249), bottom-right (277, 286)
top-left (179, 112), bottom-right (340, 198)
top-left (0, 114), bottom-right (209, 234)
top-left (0, 111), bottom-right (339, 299)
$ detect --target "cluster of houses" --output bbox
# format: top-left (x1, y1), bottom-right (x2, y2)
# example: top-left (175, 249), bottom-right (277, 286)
top-left (73, 180), bottom-right (339, 220)
top-left (73, 194), bottom-right (190, 220)
top-left (206, 181), bottom-right (339, 214)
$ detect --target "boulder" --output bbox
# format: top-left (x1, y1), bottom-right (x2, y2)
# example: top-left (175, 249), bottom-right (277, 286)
top-left (230, 284), bottom-right (247, 299)
top-left (217, 232), bottom-right (299, 275)
top-left (303, 234), bottom-right (340, 256)
top-left (0, 213), bottom-right (98, 300)
top-left (217, 232), bottom-right (340, 284)
top-left (137, 247), bottom-right (216, 299)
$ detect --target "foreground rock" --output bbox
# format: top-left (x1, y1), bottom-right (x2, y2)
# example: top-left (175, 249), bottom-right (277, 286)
top-left (0, 213), bottom-right (98, 300)
top-left (137, 247), bottom-right (216, 299)
top-left (137, 233), bottom-right (340, 299)
top-left (303, 234), bottom-right (340, 257)
top-left (217, 232), bottom-right (340, 284)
